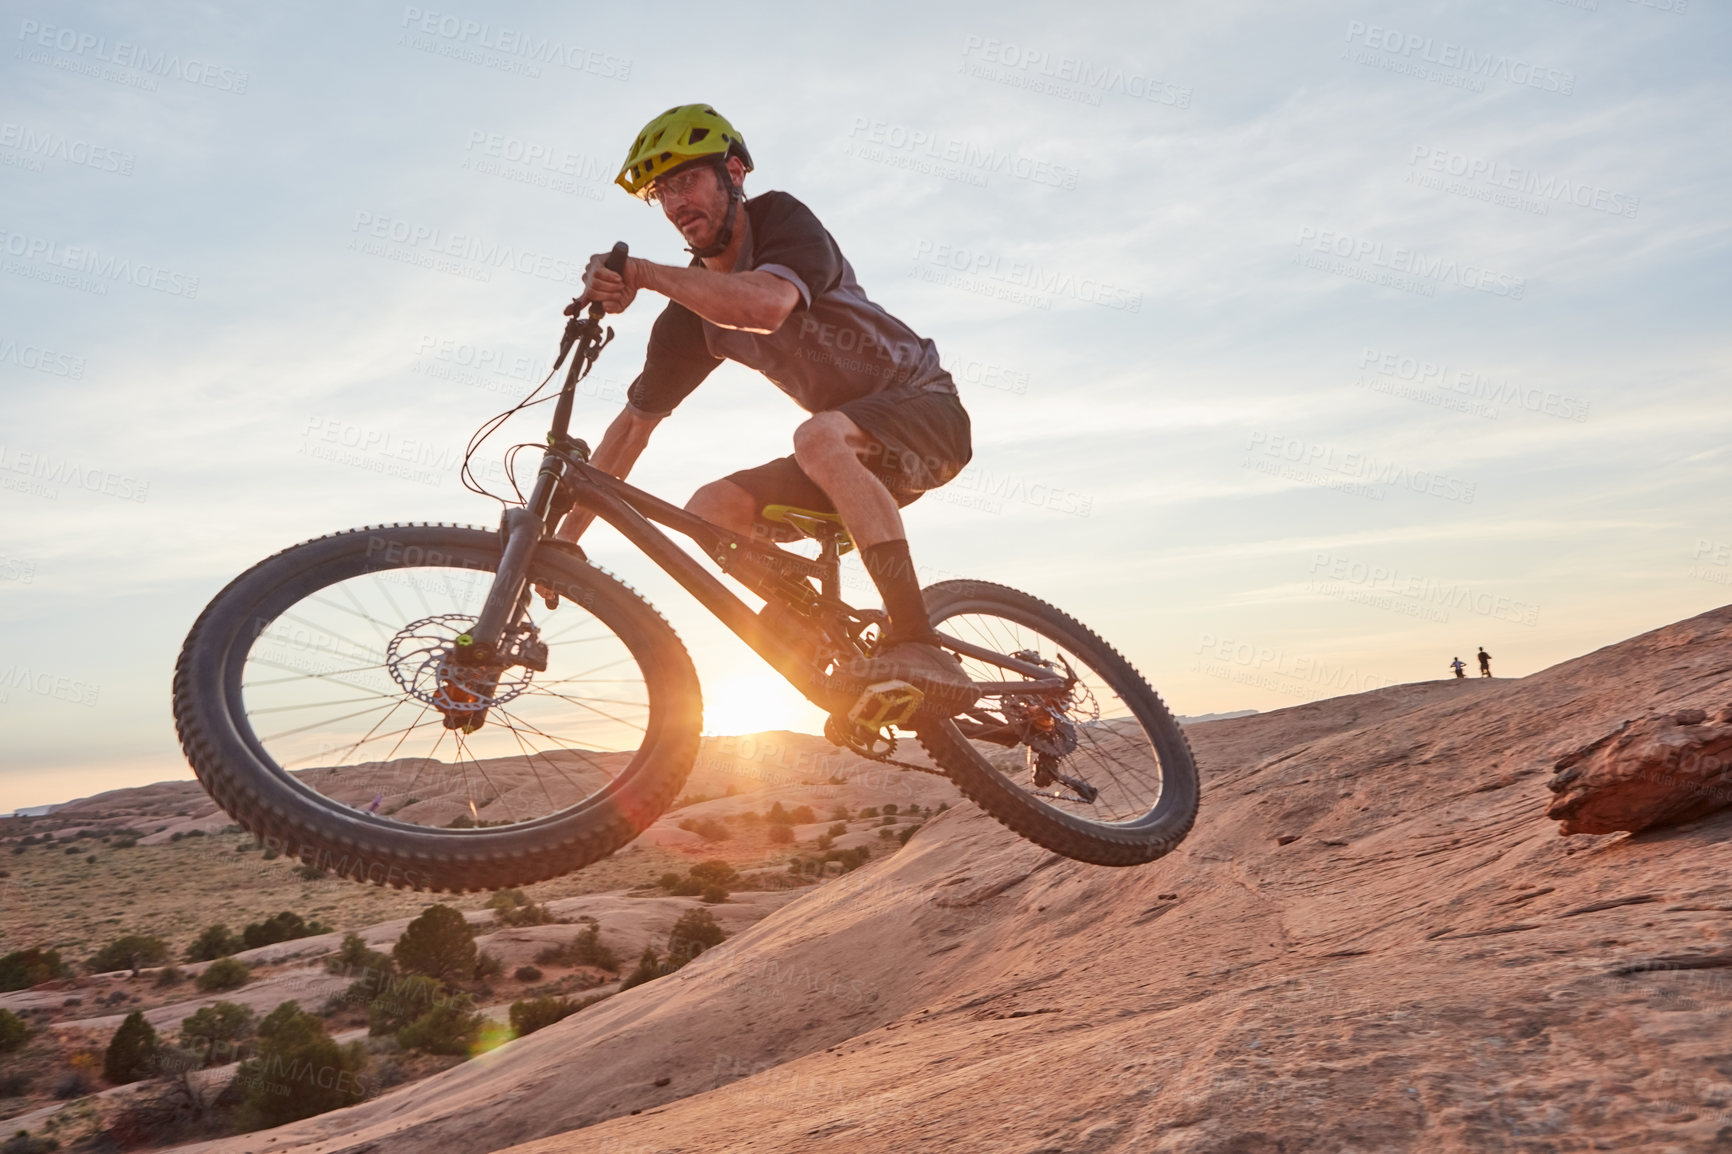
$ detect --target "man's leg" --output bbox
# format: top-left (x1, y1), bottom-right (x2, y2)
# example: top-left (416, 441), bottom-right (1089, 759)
top-left (792, 411), bottom-right (935, 645)
top-left (685, 478), bottom-right (759, 536)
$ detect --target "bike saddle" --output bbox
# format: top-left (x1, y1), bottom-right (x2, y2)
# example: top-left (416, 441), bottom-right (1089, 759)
top-left (760, 504), bottom-right (854, 554)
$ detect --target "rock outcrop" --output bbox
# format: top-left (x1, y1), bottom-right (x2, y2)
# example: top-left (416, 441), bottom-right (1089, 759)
top-left (1547, 706), bottom-right (1732, 834)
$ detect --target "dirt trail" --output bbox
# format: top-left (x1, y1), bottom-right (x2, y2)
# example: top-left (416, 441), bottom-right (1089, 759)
top-left (169, 604), bottom-right (1732, 1153)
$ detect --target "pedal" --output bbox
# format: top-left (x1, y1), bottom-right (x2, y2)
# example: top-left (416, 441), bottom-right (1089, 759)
top-left (848, 679), bottom-right (924, 732)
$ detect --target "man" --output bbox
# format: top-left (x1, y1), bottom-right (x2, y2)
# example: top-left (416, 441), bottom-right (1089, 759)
top-left (1450, 656), bottom-right (1466, 679)
top-left (1477, 647), bottom-right (1492, 677)
top-left (555, 105), bottom-right (974, 708)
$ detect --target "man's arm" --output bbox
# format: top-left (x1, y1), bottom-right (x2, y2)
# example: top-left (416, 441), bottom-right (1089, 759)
top-left (584, 254), bottom-right (800, 335)
top-left (553, 405), bottom-right (663, 544)
top-left (635, 261), bottom-right (800, 334)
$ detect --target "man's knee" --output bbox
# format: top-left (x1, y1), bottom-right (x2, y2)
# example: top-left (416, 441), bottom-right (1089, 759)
top-left (686, 480), bottom-right (757, 532)
top-left (793, 412), bottom-right (860, 472)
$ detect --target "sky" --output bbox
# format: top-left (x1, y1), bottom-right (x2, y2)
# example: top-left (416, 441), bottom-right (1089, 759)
top-left (1, 0), bottom-right (1728, 812)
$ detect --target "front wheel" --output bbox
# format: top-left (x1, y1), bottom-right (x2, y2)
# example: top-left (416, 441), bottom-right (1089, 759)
top-left (172, 524), bottom-right (702, 892)
top-left (916, 580), bottom-right (1199, 866)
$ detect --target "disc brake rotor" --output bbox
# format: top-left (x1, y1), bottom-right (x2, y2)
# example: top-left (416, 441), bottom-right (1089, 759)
top-left (385, 614), bottom-right (535, 711)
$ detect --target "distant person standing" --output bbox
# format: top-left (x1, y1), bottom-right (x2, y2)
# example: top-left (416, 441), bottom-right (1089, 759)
top-left (1450, 656), bottom-right (1467, 679)
top-left (1477, 647), bottom-right (1492, 677)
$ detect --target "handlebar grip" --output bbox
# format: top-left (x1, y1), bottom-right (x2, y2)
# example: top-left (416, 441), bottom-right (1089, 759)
top-left (604, 241), bottom-right (629, 274)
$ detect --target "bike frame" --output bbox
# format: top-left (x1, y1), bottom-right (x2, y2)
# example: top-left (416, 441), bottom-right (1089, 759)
top-left (464, 248), bottom-right (1066, 724)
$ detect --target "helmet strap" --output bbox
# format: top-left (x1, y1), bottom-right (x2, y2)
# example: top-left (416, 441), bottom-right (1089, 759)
top-left (685, 162), bottom-right (745, 260)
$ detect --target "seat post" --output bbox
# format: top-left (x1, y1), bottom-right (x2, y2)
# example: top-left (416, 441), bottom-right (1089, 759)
top-left (817, 529), bottom-right (841, 600)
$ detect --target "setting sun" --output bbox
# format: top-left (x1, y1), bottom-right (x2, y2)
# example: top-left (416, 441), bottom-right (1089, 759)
top-left (700, 663), bottom-right (828, 737)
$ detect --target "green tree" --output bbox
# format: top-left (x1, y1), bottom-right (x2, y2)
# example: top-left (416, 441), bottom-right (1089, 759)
top-left (0, 947), bottom-right (70, 991)
top-left (619, 945), bottom-right (664, 991)
top-left (392, 905), bottom-right (476, 983)
top-left (667, 908), bottom-right (726, 965)
top-left (87, 934), bottom-right (169, 975)
top-left (183, 924), bottom-right (242, 962)
top-left (508, 993), bottom-right (607, 1038)
top-left (396, 995), bottom-right (482, 1056)
top-left (103, 1010), bottom-right (161, 1084)
top-left (195, 957), bottom-right (251, 993)
top-left (327, 932), bottom-right (395, 981)
top-left (232, 1002), bottom-right (368, 1131)
top-left (178, 1001), bottom-right (254, 1066)
top-left (365, 975), bottom-right (446, 1037)
top-left (0, 1008), bottom-right (28, 1052)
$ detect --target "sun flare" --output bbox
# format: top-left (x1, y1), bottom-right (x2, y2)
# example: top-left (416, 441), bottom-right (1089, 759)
top-left (700, 663), bottom-right (826, 737)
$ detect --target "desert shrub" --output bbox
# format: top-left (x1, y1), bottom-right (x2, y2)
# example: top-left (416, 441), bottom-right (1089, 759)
top-left (618, 946), bottom-right (664, 991)
top-left (52, 1069), bottom-right (91, 1098)
top-left (881, 803), bottom-right (898, 816)
top-left (827, 822), bottom-right (848, 837)
top-left (473, 950), bottom-right (503, 981)
top-left (508, 992), bottom-right (610, 1037)
top-left (700, 885), bottom-right (728, 904)
top-left (509, 995), bottom-right (577, 1037)
top-left (881, 814), bottom-right (897, 826)
top-left (294, 863), bottom-right (327, 881)
top-left (104, 1010), bottom-right (161, 1084)
top-left (667, 876), bottom-right (702, 896)
top-left (1, 1130), bottom-right (56, 1153)
top-left (184, 924), bottom-right (241, 963)
top-left (936, 802), bottom-right (949, 813)
top-left (677, 817), bottom-right (729, 842)
top-left (765, 802), bottom-right (791, 825)
top-left (392, 905), bottom-right (476, 983)
top-left (485, 889), bottom-right (554, 927)
top-left (859, 806), bottom-right (879, 819)
top-left (878, 828), bottom-right (895, 841)
top-left (179, 1001), bottom-right (255, 1066)
top-left (0, 947), bottom-right (70, 991)
top-left (395, 996), bottom-right (482, 1056)
top-left (112, 836), bottom-right (138, 848)
top-left (232, 1002), bottom-right (367, 1131)
top-left (241, 911), bottom-right (329, 950)
top-left (620, 910), bottom-right (727, 991)
top-left (667, 908), bottom-right (725, 964)
top-left (154, 965), bottom-right (185, 988)
top-left (816, 833), bottom-right (834, 851)
top-left (830, 805), bottom-right (850, 821)
top-left (534, 924), bottom-right (618, 972)
top-left (688, 860), bottom-right (738, 888)
top-left (397, 997), bottom-right (482, 1054)
top-left (327, 933), bottom-right (394, 981)
top-left (513, 965), bottom-right (543, 983)
top-left (790, 805), bottom-right (815, 824)
top-left (0, 1071), bottom-right (30, 1096)
top-left (898, 825), bottom-right (920, 845)
top-left (655, 871), bottom-right (682, 889)
top-left (0, 1008), bottom-right (28, 1052)
top-left (87, 934), bottom-right (169, 975)
top-left (366, 975), bottom-right (446, 1037)
top-left (195, 958), bottom-right (251, 993)
top-left (767, 825), bottom-right (794, 845)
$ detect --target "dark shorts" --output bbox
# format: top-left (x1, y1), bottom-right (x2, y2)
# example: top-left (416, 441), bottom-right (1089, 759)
top-left (723, 385), bottom-right (972, 515)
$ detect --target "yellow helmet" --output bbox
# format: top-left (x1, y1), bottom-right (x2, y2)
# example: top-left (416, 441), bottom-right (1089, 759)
top-left (616, 104), bottom-right (753, 199)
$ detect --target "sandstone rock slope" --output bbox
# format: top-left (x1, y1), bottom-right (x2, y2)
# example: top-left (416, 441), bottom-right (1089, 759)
top-left (168, 604), bottom-right (1732, 1153)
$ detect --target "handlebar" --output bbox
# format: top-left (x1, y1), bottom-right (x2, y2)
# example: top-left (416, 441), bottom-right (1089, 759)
top-left (549, 241), bottom-right (628, 446)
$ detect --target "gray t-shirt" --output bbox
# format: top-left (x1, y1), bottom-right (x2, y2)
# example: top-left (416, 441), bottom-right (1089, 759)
top-left (626, 191), bottom-right (954, 417)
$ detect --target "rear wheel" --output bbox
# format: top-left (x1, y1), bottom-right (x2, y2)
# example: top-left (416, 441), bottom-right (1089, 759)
top-left (916, 580), bottom-right (1198, 866)
top-left (172, 524), bottom-right (702, 892)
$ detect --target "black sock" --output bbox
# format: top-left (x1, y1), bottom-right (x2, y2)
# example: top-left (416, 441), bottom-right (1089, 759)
top-left (861, 539), bottom-right (935, 645)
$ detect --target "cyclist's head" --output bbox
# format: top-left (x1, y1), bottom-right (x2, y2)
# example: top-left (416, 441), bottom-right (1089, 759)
top-left (616, 104), bottom-right (753, 201)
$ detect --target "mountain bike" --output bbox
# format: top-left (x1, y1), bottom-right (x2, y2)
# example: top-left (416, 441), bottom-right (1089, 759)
top-left (171, 244), bottom-right (1199, 892)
